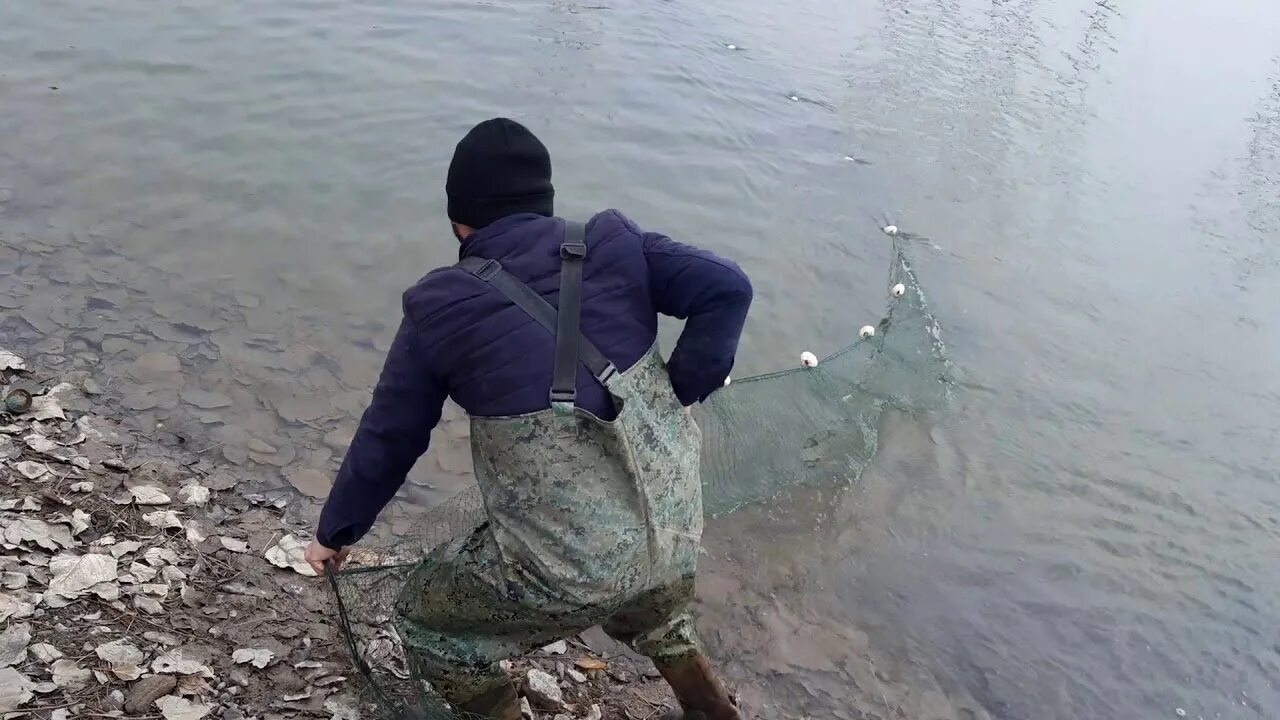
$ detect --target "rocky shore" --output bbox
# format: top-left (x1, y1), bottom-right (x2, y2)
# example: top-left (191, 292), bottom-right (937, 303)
top-left (1, 347), bottom-right (678, 720)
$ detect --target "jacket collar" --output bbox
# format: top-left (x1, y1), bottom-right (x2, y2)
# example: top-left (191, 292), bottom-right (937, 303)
top-left (458, 213), bottom-right (549, 261)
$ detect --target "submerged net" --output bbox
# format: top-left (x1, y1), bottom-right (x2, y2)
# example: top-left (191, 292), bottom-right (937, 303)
top-left (327, 240), bottom-right (949, 719)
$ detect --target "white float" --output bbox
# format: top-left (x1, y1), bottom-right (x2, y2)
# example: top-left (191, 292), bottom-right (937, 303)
top-left (800, 351), bottom-right (818, 368)
top-left (859, 326), bottom-right (876, 339)
top-left (882, 225), bottom-right (899, 236)
top-left (891, 283), bottom-right (905, 298)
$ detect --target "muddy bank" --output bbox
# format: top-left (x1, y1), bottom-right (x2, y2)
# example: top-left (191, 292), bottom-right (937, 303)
top-left (0, 348), bottom-right (674, 720)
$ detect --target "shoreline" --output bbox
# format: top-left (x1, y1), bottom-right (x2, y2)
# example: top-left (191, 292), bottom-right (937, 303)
top-left (1, 346), bottom-right (675, 720)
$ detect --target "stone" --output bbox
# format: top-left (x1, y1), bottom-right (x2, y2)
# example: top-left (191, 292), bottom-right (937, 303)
top-left (282, 467), bottom-right (329, 498)
top-left (566, 668), bottom-right (587, 683)
top-left (126, 675), bottom-right (178, 713)
top-left (523, 668), bottom-right (564, 709)
top-left (541, 639), bottom-right (568, 655)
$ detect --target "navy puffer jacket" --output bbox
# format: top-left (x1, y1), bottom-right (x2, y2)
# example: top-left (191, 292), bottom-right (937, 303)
top-left (317, 210), bottom-right (752, 549)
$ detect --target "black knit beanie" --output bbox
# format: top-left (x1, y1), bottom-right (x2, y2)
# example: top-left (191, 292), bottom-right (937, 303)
top-left (446, 118), bottom-right (554, 229)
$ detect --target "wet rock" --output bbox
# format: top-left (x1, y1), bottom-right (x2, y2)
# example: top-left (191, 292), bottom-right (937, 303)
top-left (524, 668), bottom-right (564, 709)
top-left (125, 676), bottom-right (178, 713)
top-left (542, 640), bottom-right (568, 655)
top-left (282, 467), bottom-right (329, 498)
top-left (180, 389), bottom-right (233, 410)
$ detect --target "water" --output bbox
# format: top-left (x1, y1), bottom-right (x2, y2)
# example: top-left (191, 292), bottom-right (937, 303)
top-left (2, 0), bottom-right (1279, 717)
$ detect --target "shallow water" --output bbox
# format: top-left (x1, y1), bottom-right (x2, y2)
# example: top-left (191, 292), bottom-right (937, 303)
top-left (2, 0), bottom-right (1279, 717)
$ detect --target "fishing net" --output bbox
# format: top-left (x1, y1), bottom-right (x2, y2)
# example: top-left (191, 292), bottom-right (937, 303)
top-left (326, 240), bottom-right (948, 719)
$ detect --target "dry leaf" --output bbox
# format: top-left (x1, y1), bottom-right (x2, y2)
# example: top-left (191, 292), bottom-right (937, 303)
top-left (264, 534), bottom-right (316, 577)
top-left (155, 694), bottom-right (212, 720)
top-left (129, 486), bottom-right (172, 505)
top-left (47, 553), bottom-right (118, 598)
top-left (142, 510), bottom-right (184, 530)
top-left (151, 647), bottom-right (214, 677)
top-left (29, 394), bottom-right (65, 422)
top-left (51, 658), bottom-right (91, 689)
top-left (0, 348), bottom-right (26, 372)
top-left (14, 461), bottom-right (47, 480)
top-left (574, 657), bottom-right (608, 671)
top-left (176, 484), bottom-right (210, 506)
top-left (0, 667), bottom-right (33, 711)
top-left (0, 622), bottom-right (31, 667)
top-left (232, 647), bottom-right (275, 669)
top-left (218, 537), bottom-right (249, 553)
top-left (1, 517), bottom-right (76, 551)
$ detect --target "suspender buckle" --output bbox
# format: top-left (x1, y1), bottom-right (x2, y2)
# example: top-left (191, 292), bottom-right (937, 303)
top-left (550, 389), bottom-right (576, 416)
top-left (474, 259), bottom-right (502, 281)
top-left (560, 243), bottom-right (587, 260)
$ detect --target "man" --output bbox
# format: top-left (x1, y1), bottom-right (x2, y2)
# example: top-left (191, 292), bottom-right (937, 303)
top-left (305, 118), bottom-right (751, 720)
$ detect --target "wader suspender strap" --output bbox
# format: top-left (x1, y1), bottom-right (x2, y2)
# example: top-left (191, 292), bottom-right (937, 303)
top-left (456, 221), bottom-right (618, 414)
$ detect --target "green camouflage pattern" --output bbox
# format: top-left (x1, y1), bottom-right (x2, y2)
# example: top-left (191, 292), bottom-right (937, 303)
top-left (395, 344), bottom-right (704, 703)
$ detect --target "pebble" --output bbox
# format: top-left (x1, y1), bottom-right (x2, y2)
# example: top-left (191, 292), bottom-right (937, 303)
top-left (523, 668), bottom-right (564, 710)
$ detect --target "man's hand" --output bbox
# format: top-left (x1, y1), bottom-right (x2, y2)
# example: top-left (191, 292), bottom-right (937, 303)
top-left (305, 538), bottom-right (350, 576)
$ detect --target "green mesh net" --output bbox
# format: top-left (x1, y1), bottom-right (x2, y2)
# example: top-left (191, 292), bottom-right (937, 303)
top-left (327, 240), bottom-right (948, 719)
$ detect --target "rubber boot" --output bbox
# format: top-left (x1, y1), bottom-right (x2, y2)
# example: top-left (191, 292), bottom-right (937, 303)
top-left (455, 680), bottom-right (521, 720)
top-left (656, 653), bottom-right (741, 720)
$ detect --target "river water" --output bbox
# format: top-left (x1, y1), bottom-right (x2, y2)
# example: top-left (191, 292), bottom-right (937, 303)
top-left (2, 0), bottom-right (1279, 717)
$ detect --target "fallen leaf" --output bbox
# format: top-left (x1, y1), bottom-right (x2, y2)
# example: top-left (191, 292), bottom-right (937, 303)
top-left (231, 647), bottom-right (275, 669)
top-left (96, 639), bottom-right (145, 665)
top-left (0, 622), bottom-right (31, 667)
top-left (142, 511), bottom-right (184, 530)
top-left (70, 481), bottom-right (94, 492)
top-left (22, 433), bottom-right (58, 455)
top-left (70, 509), bottom-right (92, 536)
top-left (0, 348), bottom-right (26, 372)
top-left (263, 534), bottom-right (316, 577)
top-left (134, 595), bottom-right (164, 614)
top-left (29, 394), bottom-right (65, 422)
top-left (218, 537), bottom-right (249, 553)
top-left (0, 593), bottom-right (35, 621)
top-left (129, 486), bottom-right (172, 505)
top-left (574, 657), bottom-right (608, 671)
top-left (110, 540), bottom-right (143, 558)
top-left (151, 648), bottom-right (214, 677)
top-left (47, 553), bottom-right (118, 598)
top-left (14, 461), bottom-right (47, 480)
top-left (176, 484), bottom-right (210, 506)
top-left (155, 694), bottom-right (212, 720)
top-left (1, 572), bottom-right (27, 590)
top-left (1, 516), bottom-right (76, 551)
top-left (0, 667), bottom-right (33, 711)
top-left (145, 547), bottom-right (180, 566)
top-left (29, 643), bottom-right (62, 663)
top-left (51, 658), bottom-right (92, 689)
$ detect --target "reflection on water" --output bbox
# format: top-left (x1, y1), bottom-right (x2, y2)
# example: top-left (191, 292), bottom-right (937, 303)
top-left (3, 0), bottom-right (1280, 717)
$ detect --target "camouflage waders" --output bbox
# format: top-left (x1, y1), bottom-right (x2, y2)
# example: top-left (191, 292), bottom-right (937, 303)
top-left (395, 223), bottom-right (705, 705)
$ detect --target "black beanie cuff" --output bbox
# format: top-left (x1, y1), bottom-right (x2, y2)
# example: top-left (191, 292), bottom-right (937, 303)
top-left (448, 191), bottom-right (554, 229)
